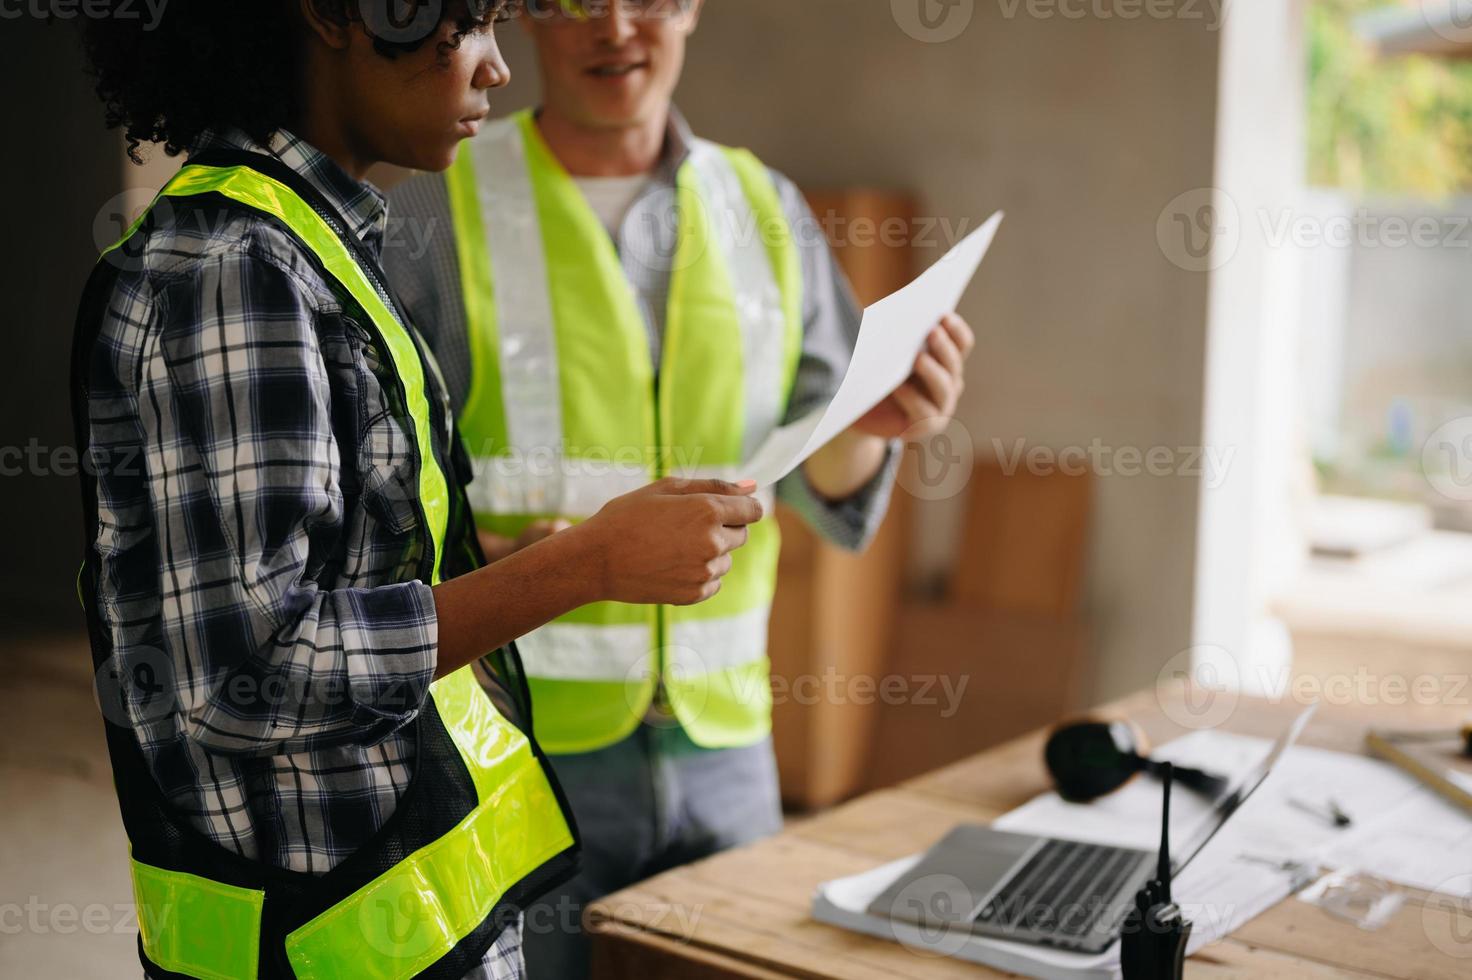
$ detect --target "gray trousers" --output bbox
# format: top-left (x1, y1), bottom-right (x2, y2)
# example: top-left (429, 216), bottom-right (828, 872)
top-left (522, 723), bottom-right (784, 979)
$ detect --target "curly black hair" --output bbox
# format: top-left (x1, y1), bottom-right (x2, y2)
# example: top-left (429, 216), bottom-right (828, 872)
top-left (81, 0), bottom-right (518, 164)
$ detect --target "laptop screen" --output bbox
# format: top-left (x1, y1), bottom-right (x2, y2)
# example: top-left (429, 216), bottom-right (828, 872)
top-left (1173, 704), bottom-right (1317, 873)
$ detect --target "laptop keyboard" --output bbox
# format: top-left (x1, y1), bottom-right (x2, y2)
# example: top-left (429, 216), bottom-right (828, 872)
top-left (974, 839), bottom-right (1144, 942)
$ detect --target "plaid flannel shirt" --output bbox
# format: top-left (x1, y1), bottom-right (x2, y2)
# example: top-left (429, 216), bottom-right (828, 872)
top-left (84, 127), bottom-right (521, 978)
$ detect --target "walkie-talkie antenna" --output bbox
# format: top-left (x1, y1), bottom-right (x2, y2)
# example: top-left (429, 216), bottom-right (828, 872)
top-left (1158, 761), bottom-right (1174, 904)
top-left (1122, 759), bottom-right (1192, 979)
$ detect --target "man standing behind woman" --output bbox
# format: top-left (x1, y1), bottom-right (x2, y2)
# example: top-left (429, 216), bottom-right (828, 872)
top-left (386, 1), bottom-right (976, 975)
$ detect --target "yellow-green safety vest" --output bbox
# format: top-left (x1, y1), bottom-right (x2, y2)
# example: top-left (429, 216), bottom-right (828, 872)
top-left (444, 110), bottom-right (803, 754)
top-left (70, 151), bottom-right (578, 979)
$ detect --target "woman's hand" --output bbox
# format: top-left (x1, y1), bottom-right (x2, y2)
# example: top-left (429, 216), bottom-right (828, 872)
top-left (432, 479), bottom-right (763, 679)
top-left (573, 477), bottom-right (765, 606)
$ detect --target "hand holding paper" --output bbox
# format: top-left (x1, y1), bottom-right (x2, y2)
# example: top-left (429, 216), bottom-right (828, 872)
top-left (743, 212), bottom-right (1003, 488)
top-left (848, 312), bottom-right (974, 441)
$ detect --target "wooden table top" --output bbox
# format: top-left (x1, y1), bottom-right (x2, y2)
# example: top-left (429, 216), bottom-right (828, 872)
top-left (585, 682), bottom-right (1472, 979)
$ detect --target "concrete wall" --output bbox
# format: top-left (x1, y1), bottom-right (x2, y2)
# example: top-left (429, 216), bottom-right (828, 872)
top-left (4, 5), bottom-right (1234, 702)
top-left (0, 21), bottom-right (124, 630)
top-left (502, 1), bottom-right (1224, 699)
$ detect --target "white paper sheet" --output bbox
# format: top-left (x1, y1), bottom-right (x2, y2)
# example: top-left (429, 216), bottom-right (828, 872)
top-left (810, 728), bottom-right (1445, 980)
top-left (998, 728), bottom-right (1472, 898)
top-left (1317, 787), bottom-right (1472, 897)
top-left (813, 824), bottom-right (1298, 979)
top-left (994, 731), bottom-right (1424, 865)
top-left (744, 212), bottom-right (1004, 488)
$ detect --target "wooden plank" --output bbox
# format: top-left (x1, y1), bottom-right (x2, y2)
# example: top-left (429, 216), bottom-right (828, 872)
top-left (590, 844), bottom-right (1011, 979)
top-left (590, 884), bottom-right (923, 980)
top-left (864, 608), bottom-right (1088, 790)
top-left (591, 691), bottom-right (1472, 978)
top-left (590, 865), bottom-right (1400, 980)
top-left (590, 927), bottom-right (790, 980)
top-left (680, 834), bottom-right (895, 912)
top-left (949, 461), bottom-right (1091, 618)
top-left (802, 190), bottom-right (918, 306)
top-left (902, 724), bottom-right (1055, 813)
top-left (788, 788), bottom-right (1009, 862)
top-left (1231, 889), bottom-right (1471, 980)
top-left (1191, 940), bottom-right (1392, 978)
top-left (766, 188), bottom-right (917, 813)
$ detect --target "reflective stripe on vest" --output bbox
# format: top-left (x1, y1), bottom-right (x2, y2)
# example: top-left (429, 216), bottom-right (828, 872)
top-left (446, 110), bottom-right (802, 752)
top-left (103, 164), bottom-right (575, 979)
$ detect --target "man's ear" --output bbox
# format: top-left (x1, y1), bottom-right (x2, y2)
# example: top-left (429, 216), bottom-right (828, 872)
top-left (298, 0), bottom-right (354, 51)
top-left (682, 0), bottom-right (704, 33)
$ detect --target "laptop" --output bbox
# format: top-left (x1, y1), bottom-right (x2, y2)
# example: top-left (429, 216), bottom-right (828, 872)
top-left (867, 707), bottom-right (1315, 955)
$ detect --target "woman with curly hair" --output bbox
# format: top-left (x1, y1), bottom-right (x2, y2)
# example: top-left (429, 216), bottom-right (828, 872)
top-left (71, 2), bottom-right (764, 977)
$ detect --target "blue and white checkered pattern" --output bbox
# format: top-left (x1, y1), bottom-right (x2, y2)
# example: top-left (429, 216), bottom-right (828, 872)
top-left (84, 127), bottom-right (522, 978)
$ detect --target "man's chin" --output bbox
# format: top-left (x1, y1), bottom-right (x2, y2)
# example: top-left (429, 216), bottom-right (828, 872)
top-left (581, 98), bottom-right (664, 132)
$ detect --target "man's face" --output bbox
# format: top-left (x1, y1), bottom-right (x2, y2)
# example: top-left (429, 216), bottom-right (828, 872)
top-left (522, 0), bottom-right (703, 132)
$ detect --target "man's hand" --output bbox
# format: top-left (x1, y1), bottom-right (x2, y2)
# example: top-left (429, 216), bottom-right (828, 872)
top-left (479, 521), bottom-right (572, 565)
top-left (573, 477), bottom-right (764, 606)
top-left (803, 313), bottom-right (975, 502)
top-left (852, 312), bottom-right (975, 440)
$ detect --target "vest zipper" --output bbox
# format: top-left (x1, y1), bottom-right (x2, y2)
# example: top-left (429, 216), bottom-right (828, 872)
top-left (652, 369), bottom-right (670, 714)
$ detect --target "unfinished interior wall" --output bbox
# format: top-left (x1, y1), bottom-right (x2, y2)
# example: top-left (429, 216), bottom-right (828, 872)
top-left (640, 1), bottom-right (1223, 700)
top-left (4, 6), bottom-right (1235, 704)
top-left (0, 20), bottom-right (122, 629)
top-left (398, 0), bottom-right (1230, 701)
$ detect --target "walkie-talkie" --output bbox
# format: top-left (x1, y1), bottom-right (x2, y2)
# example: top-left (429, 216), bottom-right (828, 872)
top-left (1120, 762), bottom-right (1193, 979)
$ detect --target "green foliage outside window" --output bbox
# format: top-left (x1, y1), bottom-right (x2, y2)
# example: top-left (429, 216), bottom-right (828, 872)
top-left (1309, 0), bottom-right (1472, 195)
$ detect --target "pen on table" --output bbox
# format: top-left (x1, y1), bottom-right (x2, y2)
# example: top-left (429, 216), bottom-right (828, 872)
top-left (1289, 796), bottom-right (1353, 828)
top-left (1238, 855), bottom-right (1323, 893)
